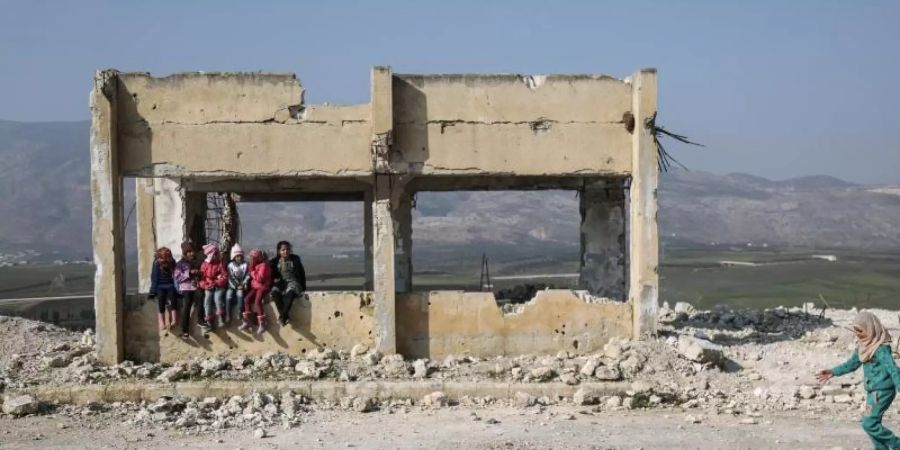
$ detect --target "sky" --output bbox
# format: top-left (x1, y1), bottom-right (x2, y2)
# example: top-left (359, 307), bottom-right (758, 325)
top-left (1, 0), bottom-right (898, 184)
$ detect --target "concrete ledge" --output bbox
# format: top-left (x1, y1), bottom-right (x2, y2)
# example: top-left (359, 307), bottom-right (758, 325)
top-left (13, 381), bottom-right (629, 405)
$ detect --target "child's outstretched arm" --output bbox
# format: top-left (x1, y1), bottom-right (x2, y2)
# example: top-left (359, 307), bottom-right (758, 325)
top-left (818, 350), bottom-right (862, 382)
top-left (874, 346), bottom-right (900, 391)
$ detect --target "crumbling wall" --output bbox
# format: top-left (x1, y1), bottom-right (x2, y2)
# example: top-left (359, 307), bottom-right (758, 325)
top-left (396, 290), bottom-right (632, 359)
top-left (123, 292), bottom-right (375, 363)
top-left (115, 73), bottom-right (372, 178)
top-left (391, 74), bottom-right (633, 175)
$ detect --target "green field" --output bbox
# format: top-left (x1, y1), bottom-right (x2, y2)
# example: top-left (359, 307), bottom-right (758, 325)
top-left (1, 246), bottom-right (898, 327)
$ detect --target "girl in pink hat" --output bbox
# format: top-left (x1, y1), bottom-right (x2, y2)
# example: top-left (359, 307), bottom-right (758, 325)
top-left (199, 243), bottom-right (228, 332)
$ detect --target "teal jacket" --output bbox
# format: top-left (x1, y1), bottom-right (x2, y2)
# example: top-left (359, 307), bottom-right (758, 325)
top-left (832, 345), bottom-right (900, 392)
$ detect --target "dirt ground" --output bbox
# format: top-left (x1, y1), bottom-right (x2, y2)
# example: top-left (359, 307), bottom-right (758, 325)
top-left (0, 405), bottom-right (891, 450)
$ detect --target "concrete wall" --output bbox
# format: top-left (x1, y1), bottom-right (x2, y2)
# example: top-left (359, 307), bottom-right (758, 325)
top-left (124, 292), bottom-right (375, 364)
top-left (391, 74), bottom-right (633, 175)
top-left (91, 67), bottom-right (658, 364)
top-left (396, 290), bottom-right (632, 359)
top-left (116, 73), bottom-right (372, 178)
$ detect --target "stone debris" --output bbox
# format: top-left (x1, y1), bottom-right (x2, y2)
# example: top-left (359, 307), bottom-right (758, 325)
top-left (2, 394), bottom-right (39, 417)
top-left (0, 303), bottom-right (896, 426)
top-left (676, 336), bottom-right (725, 366)
top-left (421, 391), bottom-right (449, 407)
top-left (412, 359), bottom-right (429, 379)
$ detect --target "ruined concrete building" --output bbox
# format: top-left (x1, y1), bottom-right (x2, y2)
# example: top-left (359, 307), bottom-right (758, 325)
top-left (90, 67), bottom-right (659, 364)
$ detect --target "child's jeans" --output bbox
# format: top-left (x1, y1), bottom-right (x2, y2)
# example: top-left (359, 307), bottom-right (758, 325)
top-left (862, 389), bottom-right (900, 450)
top-left (203, 287), bottom-right (226, 323)
top-left (226, 288), bottom-right (245, 322)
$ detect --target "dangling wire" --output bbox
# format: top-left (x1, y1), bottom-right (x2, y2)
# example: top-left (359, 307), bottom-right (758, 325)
top-left (645, 112), bottom-right (704, 172)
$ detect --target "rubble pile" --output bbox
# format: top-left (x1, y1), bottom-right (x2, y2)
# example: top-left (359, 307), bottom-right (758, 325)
top-left (1, 302), bottom-right (898, 426)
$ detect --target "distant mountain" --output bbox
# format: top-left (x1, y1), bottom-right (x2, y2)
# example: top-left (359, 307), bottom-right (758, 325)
top-left (0, 119), bottom-right (898, 262)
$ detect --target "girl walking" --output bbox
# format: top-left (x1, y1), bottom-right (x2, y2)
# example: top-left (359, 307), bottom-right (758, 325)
top-left (817, 311), bottom-right (900, 449)
top-left (240, 248), bottom-right (272, 335)
top-left (148, 247), bottom-right (178, 334)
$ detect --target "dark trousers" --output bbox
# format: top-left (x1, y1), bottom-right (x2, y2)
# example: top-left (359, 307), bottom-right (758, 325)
top-left (272, 289), bottom-right (300, 322)
top-left (180, 290), bottom-right (204, 334)
top-left (155, 285), bottom-right (178, 313)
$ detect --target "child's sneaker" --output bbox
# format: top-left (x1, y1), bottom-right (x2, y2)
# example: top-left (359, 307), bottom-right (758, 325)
top-left (238, 321), bottom-right (250, 332)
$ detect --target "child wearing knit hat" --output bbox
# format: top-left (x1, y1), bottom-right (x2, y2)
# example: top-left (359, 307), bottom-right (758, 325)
top-left (199, 243), bottom-right (228, 331)
top-left (225, 244), bottom-right (250, 325)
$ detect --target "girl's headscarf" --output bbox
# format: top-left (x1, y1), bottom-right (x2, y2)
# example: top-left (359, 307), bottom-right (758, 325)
top-left (853, 311), bottom-right (893, 362)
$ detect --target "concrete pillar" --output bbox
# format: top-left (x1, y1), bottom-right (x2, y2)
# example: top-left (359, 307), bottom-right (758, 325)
top-left (629, 69), bottom-right (659, 338)
top-left (370, 66), bottom-right (397, 353)
top-left (363, 190), bottom-right (374, 290)
top-left (392, 187), bottom-right (413, 293)
top-left (578, 180), bottom-right (626, 300)
top-left (153, 178), bottom-right (189, 256)
top-left (370, 66), bottom-right (393, 172)
top-left (372, 175), bottom-right (397, 354)
top-left (90, 70), bottom-right (125, 365)
top-left (135, 178), bottom-right (157, 293)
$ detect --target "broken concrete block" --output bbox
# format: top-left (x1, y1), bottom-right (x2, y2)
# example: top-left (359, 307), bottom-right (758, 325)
top-left (573, 388), bottom-right (599, 406)
top-left (603, 342), bottom-right (623, 359)
top-left (677, 336), bottom-right (725, 366)
top-left (421, 391), bottom-right (448, 407)
top-left (529, 367), bottom-right (555, 382)
top-left (156, 366), bottom-right (185, 383)
top-left (593, 365), bottom-right (622, 381)
top-left (514, 391), bottom-right (537, 407)
top-left (2, 394), bottom-right (39, 417)
top-left (412, 359), bottom-right (429, 379)
top-left (580, 358), bottom-right (599, 377)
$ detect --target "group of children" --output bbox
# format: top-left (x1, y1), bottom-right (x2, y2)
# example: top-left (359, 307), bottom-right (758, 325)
top-left (148, 240), bottom-right (306, 339)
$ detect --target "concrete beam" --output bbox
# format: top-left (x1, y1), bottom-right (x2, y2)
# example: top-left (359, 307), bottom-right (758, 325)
top-left (628, 69), bottom-right (659, 338)
top-left (578, 180), bottom-right (626, 300)
top-left (90, 70), bottom-right (125, 364)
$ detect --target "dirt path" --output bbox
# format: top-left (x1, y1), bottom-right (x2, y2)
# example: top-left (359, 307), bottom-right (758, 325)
top-left (0, 406), bottom-right (885, 449)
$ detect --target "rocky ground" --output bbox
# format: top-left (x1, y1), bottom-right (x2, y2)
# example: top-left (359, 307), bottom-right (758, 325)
top-left (1, 302), bottom-right (899, 449)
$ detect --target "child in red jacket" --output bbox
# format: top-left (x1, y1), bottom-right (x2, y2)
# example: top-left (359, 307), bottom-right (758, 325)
top-left (199, 243), bottom-right (228, 331)
top-left (240, 248), bottom-right (272, 335)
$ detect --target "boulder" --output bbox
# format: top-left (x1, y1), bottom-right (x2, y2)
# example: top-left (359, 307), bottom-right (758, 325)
top-left (421, 391), bottom-right (449, 407)
top-left (594, 366), bottom-right (622, 381)
top-left (514, 391), bottom-right (537, 407)
top-left (677, 336), bottom-right (725, 366)
top-left (529, 367), bottom-right (555, 382)
top-left (2, 395), bottom-right (39, 417)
